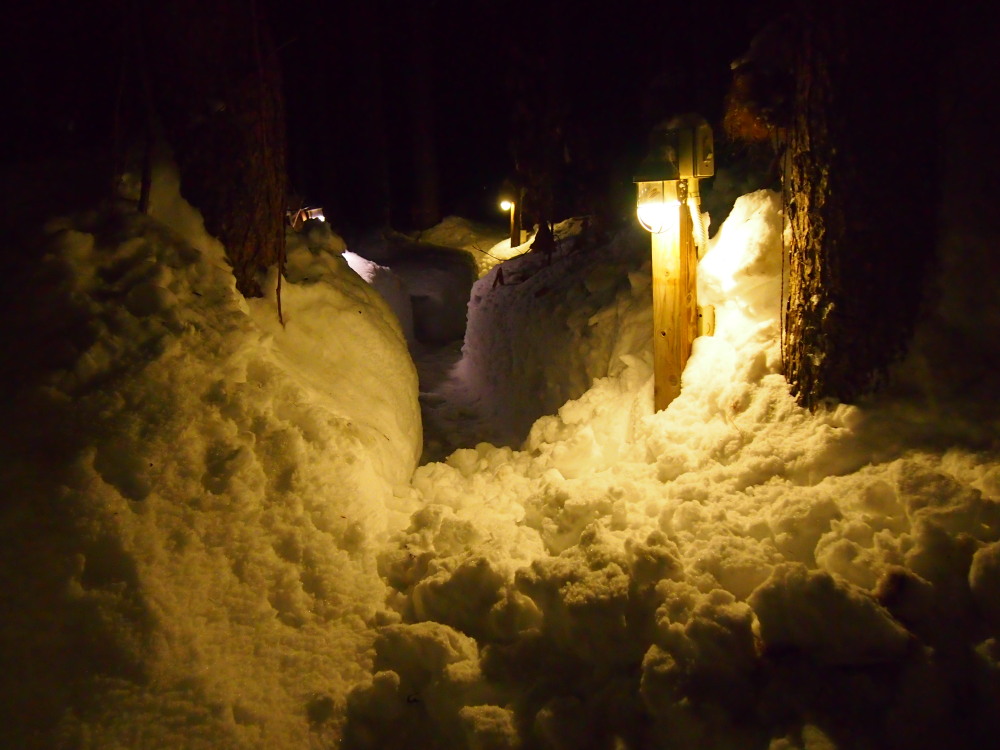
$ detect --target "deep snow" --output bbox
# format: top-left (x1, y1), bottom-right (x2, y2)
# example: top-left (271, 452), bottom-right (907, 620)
top-left (1, 42), bottom-right (999, 745)
top-left (0, 166), bottom-right (423, 748)
top-left (2, 153), bottom-right (998, 749)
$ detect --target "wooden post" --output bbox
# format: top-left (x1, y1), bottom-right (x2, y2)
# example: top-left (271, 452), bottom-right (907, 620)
top-left (510, 188), bottom-right (523, 247)
top-left (651, 180), bottom-right (698, 411)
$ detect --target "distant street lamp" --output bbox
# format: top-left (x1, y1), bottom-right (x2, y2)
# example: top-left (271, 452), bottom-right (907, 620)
top-left (635, 114), bottom-right (714, 411)
top-left (499, 181), bottom-right (523, 248)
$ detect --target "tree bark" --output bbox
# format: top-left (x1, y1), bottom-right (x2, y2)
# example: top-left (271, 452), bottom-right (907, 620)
top-left (145, 0), bottom-right (287, 298)
top-left (782, 1), bottom-right (938, 408)
top-left (405, 0), bottom-right (440, 230)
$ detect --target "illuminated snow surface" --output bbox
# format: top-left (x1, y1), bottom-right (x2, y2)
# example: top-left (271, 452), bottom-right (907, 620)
top-left (2, 156), bottom-right (1000, 750)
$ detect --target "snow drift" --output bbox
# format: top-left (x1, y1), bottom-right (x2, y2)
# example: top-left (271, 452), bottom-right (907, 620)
top-left (348, 191), bottom-right (1000, 750)
top-left (0, 168), bottom-right (421, 748)
top-left (1, 172), bottom-right (998, 748)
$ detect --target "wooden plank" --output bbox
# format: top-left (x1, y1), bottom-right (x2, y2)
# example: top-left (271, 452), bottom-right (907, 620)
top-left (651, 195), bottom-right (698, 411)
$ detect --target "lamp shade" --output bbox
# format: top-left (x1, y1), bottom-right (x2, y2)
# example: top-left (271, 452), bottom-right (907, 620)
top-left (636, 179), bottom-right (680, 234)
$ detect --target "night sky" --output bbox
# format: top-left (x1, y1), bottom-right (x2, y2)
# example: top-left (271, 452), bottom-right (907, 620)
top-left (2, 0), bottom-right (775, 233)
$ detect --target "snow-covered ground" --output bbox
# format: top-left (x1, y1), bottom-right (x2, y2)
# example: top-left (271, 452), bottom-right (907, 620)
top-left (2, 48), bottom-right (999, 745)
top-left (348, 192), bottom-right (1000, 750)
top-left (2, 153), bottom-right (998, 748)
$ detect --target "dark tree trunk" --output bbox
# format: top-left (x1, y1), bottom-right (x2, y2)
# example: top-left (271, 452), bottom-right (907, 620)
top-left (144, 0), bottom-right (287, 298)
top-left (507, 0), bottom-right (567, 232)
top-left (342, 1), bottom-right (391, 229)
top-left (405, 0), bottom-right (440, 230)
top-left (782, 1), bottom-right (938, 408)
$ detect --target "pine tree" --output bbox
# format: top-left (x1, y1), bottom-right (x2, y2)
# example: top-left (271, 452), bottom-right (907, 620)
top-left (144, 0), bottom-right (287, 299)
top-left (782, 1), bottom-right (938, 408)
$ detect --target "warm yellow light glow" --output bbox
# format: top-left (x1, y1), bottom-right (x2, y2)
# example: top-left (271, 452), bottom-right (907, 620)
top-left (500, 199), bottom-right (514, 212)
top-left (636, 180), bottom-right (680, 234)
top-left (637, 202), bottom-right (678, 234)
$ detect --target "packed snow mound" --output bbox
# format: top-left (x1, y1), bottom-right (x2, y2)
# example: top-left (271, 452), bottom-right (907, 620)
top-left (341, 249), bottom-right (415, 342)
top-left (431, 216), bottom-right (652, 452)
top-left (349, 192), bottom-right (1000, 750)
top-left (0, 172), bottom-right (421, 747)
top-left (416, 215), bottom-right (509, 277)
top-left (283, 219), bottom-right (408, 327)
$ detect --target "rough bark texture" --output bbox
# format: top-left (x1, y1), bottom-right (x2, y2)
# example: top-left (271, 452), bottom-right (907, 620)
top-left (782, 2), bottom-right (938, 408)
top-left (145, 0), bottom-right (287, 298)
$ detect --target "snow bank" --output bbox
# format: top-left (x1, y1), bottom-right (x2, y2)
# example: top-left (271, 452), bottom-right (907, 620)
top-left (341, 250), bottom-right (415, 342)
top-left (0, 167), bottom-right (421, 747)
top-left (351, 192), bottom-right (1000, 749)
top-left (416, 215), bottom-right (510, 277)
top-left (2, 168), bottom-right (997, 747)
top-left (434, 217), bottom-right (652, 450)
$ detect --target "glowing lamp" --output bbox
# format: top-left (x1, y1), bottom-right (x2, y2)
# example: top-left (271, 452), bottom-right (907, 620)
top-left (636, 180), bottom-right (681, 234)
top-left (500, 199), bottom-right (514, 212)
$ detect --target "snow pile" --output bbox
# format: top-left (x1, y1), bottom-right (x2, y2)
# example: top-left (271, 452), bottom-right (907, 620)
top-left (341, 249), bottom-right (416, 342)
top-left (349, 192), bottom-right (1000, 749)
top-left (431, 217), bottom-right (653, 451)
top-left (0, 168), bottom-right (421, 747)
top-left (286, 219), bottom-right (418, 344)
top-left (416, 215), bottom-right (510, 277)
top-left (1, 165), bottom-right (997, 748)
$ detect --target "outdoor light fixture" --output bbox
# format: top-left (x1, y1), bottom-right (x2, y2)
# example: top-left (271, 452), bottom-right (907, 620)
top-left (287, 206), bottom-right (326, 230)
top-left (635, 114), bottom-right (714, 411)
top-left (636, 180), bottom-right (681, 234)
top-left (634, 114), bottom-right (714, 234)
top-left (499, 181), bottom-right (522, 247)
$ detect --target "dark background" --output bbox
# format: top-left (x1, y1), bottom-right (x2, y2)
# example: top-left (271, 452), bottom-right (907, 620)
top-left (1, 0), bottom-right (779, 233)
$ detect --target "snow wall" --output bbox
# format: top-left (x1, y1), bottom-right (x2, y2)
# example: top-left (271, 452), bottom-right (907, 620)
top-left (0, 167), bottom-right (422, 748)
